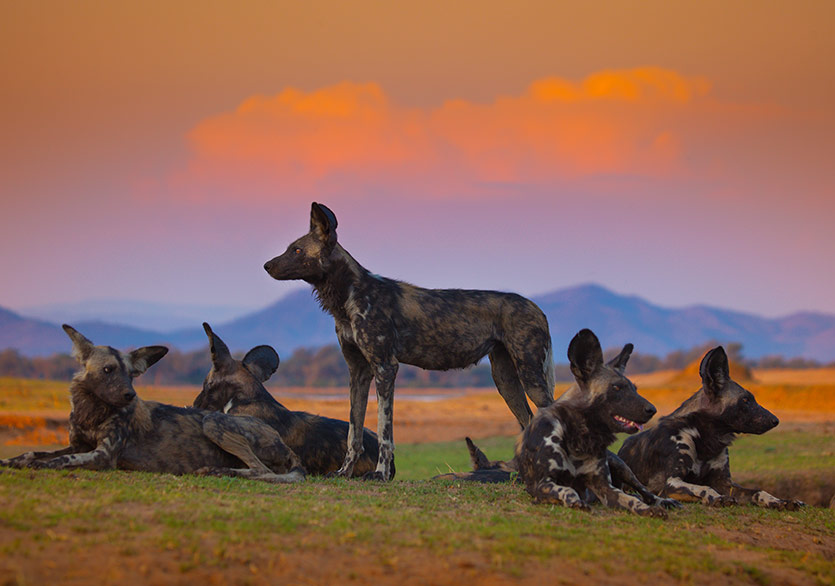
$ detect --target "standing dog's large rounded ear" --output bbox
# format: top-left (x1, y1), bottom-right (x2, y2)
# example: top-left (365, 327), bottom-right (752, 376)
top-left (310, 202), bottom-right (338, 247)
top-left (567, 329), bottom-right (604, 384)
top-left (699, 346), bottom-right (729, 398)
top-left (62, 324), bottom-right (95, 363)
top-left (606, 343), bottom-right (634, 375)
top-left (203, 322), bottom-right (234, 371)
top-left (128, 346), bottom-right (169, 377)
top-left (242, 346), bottom-right (279, 383)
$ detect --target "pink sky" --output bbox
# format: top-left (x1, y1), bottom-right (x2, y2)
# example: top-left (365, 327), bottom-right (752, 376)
top-left (1, 2), bottom-right (833, 318)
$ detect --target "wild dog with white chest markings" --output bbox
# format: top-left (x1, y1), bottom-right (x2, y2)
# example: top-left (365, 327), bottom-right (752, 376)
top-left (439, 330), bottom-right (677, 516)
top-left (1, 326), bottom-right (304, 484)
top-left (517, 329), bottom-right (673, 516)
top-left (193, 323), bottom-right (386, 477)
top-left (618, 346), bottom-right (804, 509)
top-left (264, 203), bottom-right (555, 481)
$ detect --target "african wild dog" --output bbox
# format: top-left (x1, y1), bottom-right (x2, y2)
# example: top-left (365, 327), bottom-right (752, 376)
top-left (438, 437), bottom-right (676, 513)
top-left (0, 326), bottom-right (304, 484)
top-left (263, 202), bottom-right (555, 481)
top-left (618, 346), bottom-right (804, 509)
top-left (436, 331), bottom-right (678, 515)
top-left (193, 323), bottom-right (387, 477)
top-left (513, 329), bottom-right (677, 515)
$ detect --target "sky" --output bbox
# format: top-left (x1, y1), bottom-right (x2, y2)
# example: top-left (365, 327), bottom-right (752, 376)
top-left (1, 1), bottom-right (834, 319)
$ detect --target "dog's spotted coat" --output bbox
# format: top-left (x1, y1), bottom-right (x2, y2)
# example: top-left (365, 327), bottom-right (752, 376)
top-left (619, 346), bottom-right (805, 509)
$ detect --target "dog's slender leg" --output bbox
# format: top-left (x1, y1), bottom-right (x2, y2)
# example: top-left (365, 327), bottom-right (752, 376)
top-left (201, 412), bottom-right (305, 482)
top-left (1, 446), bottom-right (78, 469)
top-left (504, 335), bottom-right (555, 411)
top-left (663, 476), bottom-right (736, 506)
top-left (335, 342), bottom-right (373, 478)
top-left (732, 483), bottom-right (804, 510)
top-left (606, 452), bottom-right (680, 509)
top-left (586, 471), bottom-right (668, 518)
top-left (530, 479), bottom-right (589, 510)
top-left (703, 466), bottom-right (804, 510)
top-left (366, 359), bottom-right (397, 481)
top-left (489, 344), bottom-right (533, 428)
top-left (30, 423), bottom-right (125, 470)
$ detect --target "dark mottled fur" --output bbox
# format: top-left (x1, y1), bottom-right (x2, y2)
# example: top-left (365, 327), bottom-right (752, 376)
top-left (0, 326), bottom-right (304, 484)
top-left (436, 330), bottom-right (678, 516)
top-left (618, 347), bottom-right (805, 509)
top-left (193, 323), bottom-right (387, 477)
top-left (264, 202), bottom-right (555, 480)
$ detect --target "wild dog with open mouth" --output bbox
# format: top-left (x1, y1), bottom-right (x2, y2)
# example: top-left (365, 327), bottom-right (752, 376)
top-left (437, 330), bottom-right (677, 516)
top-left (193, 323), bottom-right (387, 477)
top-left (618, 346), bottom-right (804, 509)
top-left (1, 326), bottom-right (304, 484)
top-left (264, 202), bottom-right (555, 481)
top-left (519, 329), bottom-right (673, 515)
top-left (441, 438), bottom-right (678, 513)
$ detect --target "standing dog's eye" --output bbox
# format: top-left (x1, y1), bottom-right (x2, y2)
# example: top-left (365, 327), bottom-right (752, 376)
top-left (294, 247), bottom-right (302, 254)
top-left (103, 366), bottom-right (114, 374)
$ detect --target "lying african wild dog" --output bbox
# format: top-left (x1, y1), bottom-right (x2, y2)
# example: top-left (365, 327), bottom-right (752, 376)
top-left (437, 330), bottom-right (678, 516)
top-left (264, 202), bottom-right (555, 481)
top-left (618, 346), bottom-right (804, 509)
top-left (193, 323), bottom-right (387, 477)
top-left (0, 325), bottom-right (304, 484)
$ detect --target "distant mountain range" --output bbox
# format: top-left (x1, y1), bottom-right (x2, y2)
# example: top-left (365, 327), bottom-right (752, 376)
top-left (3, 284), bottom-right (835, 361)
top-left (20, 299), bottom-right (250, 333)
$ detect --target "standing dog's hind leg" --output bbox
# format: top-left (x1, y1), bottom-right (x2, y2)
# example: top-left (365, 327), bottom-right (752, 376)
top-left (365, 359), bottom-right (397, 481)
top-left (505, 335), bottom-right (555, 410)
top-left (489, 345), bottom-right (533, 428)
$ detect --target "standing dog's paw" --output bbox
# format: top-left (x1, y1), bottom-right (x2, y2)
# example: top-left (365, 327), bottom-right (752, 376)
top-left (360, 470), bottom-right (388, 482)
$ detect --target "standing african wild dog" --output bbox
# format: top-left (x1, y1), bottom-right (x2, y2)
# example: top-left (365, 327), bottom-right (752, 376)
top-left (618, 346), bottom-right (804, 509)
top-left (0, 325), bottom-right (304, 484)
top-left (264, 202), bottom-right (555, 481)
top-left (514, 329), bottom-right (675, 516)
top-left (193, 323), bottom-right (387, 477)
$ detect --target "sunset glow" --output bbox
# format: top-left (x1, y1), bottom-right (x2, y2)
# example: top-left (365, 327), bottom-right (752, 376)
top-left (1, 2), bottom-right (833, 318)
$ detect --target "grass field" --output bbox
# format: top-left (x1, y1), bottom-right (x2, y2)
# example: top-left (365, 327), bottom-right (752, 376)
top-left (1, 375), bottom-right (834, 584)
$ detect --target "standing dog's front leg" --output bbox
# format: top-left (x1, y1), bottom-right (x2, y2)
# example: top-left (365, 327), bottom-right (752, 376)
top-left (365, 358), bottom-right (398, 481)
top-left (334, 341), bottom-right (373, 478)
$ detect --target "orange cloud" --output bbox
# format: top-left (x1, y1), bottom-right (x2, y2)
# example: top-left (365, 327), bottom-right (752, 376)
top-left (165, 68), bottom-right (775, 203)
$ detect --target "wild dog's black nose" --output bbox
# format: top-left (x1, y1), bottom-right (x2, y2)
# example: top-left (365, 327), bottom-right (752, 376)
top-left (264, 261), bottom-right (272, 273)
top-left (771, 415), bottom-right (779, 427)
top-left (124, 392), bottom-right (135, 401)
top-left (645, 405), bottom-right (657, 417)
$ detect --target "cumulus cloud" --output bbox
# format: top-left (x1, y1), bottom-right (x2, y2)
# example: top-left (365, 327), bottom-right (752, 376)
top-left (162, 68), bottom-right (778, 204)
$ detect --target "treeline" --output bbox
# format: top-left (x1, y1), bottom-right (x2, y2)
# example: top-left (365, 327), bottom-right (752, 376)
top-left (0, 342), bottom-right (830, 387)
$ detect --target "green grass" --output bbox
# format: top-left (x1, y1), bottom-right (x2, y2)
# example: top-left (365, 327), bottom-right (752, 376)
top-left (396, 429), bottom-right (835, 481)
top-left (1, 432), bottom-right (833, 584)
